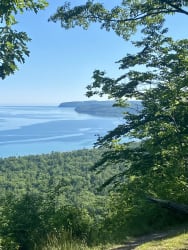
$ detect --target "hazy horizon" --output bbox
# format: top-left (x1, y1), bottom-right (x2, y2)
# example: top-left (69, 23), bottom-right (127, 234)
top-left (0, 98), bottom-right (109, 106)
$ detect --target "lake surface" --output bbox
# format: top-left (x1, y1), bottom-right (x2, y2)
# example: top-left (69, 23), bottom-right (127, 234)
top-left (0, 106), bottom-right (123, 158)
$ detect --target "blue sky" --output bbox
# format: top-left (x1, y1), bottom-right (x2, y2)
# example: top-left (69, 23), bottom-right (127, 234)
top-left (0, 1), bottom-right (187, 105)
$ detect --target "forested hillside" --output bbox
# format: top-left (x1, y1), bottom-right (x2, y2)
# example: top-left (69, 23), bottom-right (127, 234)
top-left (1, 0), bottom-right (188, 249)
top-left (0, 149), bottom-right (126, 249)
top-left (0, 149), bottom-right (116, 211)
top-left (59, 100), bottom-right (142, 117)
top-left (0, 148), bottom-right (186, 249)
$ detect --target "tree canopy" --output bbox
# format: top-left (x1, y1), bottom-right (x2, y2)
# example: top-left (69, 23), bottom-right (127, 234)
top-left (91, 23), bottom-right (188, 200)
top-left (50, 0), bottom-right (188, 40)
top-left (0, 0), bottom-right (48, 79)
top-left (0, 1), bottom-right (188, 246)
top-left (50, 1), bottom-right (188, 205)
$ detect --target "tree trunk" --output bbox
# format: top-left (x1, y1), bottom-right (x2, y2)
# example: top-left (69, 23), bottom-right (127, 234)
top-left (147, 196), bottom-right (188, 215)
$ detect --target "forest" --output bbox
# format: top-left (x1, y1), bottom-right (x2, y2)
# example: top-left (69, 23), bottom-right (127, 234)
top-left (0, 148), bottom-right (186, 249)
top-left (0, 149), bottom-right (114, 249)
top-left (0, 0), bottom-right (188, 249)
top-left (59, 100), bottom-right (142, 117)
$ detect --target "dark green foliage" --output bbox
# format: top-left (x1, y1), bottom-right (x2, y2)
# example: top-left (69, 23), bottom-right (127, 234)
top-left (0, 193), bottom-right (45, 250)
top-left (0, 193), bottom-right (95, 249)
top-left (88, 24), bottom-right (188, 238)
top-left (0, 149), bottom-right (114, 200)
top-left (53, 205), bottom-right (93, 240)
top-left (0, 149), bottom-right (120, 248)
top-left (1, 0), bottom-right (188, 248)
top-left (90, 23), bottom-right (188, 201)
top-left (50, 0), bottom-right (188, 241)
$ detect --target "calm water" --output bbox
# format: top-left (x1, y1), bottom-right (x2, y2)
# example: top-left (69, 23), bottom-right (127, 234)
top-left (0, 106), bottom-right (122, 158)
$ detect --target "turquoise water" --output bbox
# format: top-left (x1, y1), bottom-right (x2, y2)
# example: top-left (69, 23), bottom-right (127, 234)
top-left (0, 106), bottom-right (122, 158)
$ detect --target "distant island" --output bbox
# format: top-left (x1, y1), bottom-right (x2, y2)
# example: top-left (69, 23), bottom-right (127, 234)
top-left (59, 100), bottom-right (142, 117)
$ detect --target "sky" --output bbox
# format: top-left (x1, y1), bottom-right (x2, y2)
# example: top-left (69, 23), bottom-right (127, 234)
top-left (0, 1), bottom-right (187, 105)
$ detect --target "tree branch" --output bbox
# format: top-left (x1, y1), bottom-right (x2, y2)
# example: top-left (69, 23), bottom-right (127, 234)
top-left (162, 0), bottom-right (188, 15)
top-left (85, 9), bottom-right (178, 24)
top-left (147, 196), bottom-right (188, 215)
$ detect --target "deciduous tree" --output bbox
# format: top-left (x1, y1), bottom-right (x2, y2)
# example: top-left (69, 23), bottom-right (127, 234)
top-left (50, 0), bottom-right (188, 40)
top-left (0, 0), bottom-right (48, 79)
top-left (50, 1), bottom-right (188, 204)
top-left (90, 23), bottom-right (188, 203)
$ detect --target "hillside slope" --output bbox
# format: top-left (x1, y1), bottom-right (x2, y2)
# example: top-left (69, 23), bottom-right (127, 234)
top-left (59, 100), bottom-right (142, 117)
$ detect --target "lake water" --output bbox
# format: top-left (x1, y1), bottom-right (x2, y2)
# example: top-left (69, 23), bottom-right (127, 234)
top-left (0, 106), bottom-right (123, 158)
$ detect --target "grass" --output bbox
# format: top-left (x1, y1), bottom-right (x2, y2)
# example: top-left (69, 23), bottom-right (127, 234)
top-left (135, 232), bottom-right (188, 250)
top-left (135, 233), bottom-right (188, 250)
top-left (38, 224), bottom-right (188, 250)
top-left (38, 231), bottom-right (110, 250)
top-left (42, 232), bottom-right (188, 250)
top-left (107, 224), bottom-right (188, 250)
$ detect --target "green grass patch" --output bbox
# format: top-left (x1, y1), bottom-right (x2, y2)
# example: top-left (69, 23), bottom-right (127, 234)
top-left (38, 231), bottom-right (110, 250)
top-left (135, 231), bottom-right (188, 250)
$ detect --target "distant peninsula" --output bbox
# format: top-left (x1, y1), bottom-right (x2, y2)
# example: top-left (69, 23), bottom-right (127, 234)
top-left (59, 100), bottom-right (142, 117)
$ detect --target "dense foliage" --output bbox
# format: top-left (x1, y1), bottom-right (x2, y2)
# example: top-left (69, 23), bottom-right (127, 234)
top-left (50, 0), bottom-right (188, 239)
top-left (90, 22), bottom-right (188, 200)
top-left (49, 0), bottom-right (188, 40)
top-left (0, 149), bottom-right (131, 249)
top-left (51, 1), bottom-right (188, 192)
top-left (0, 0), bottom-right (48, 79)
top-left (1, 0), bottom-right (188, 249)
